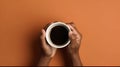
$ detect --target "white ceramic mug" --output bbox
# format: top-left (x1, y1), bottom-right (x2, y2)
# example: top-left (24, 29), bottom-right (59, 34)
top-left (45, 22), bottom-right (71, 48)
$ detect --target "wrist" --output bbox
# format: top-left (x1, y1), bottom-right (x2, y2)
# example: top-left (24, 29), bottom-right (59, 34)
top-left (67, 49), bottom-right (79, 56)
top-left (70, 53), bottom-right (82, 66)
top-left (71, 52), bottom-right (79, 58)
top-left (67, 52), bottom-right (82, 66)
top-left (38, 56), bottom-right (52, 66)
top-left (66, 49), bottom-right (79, 58)
top-left (42, 55), bottom-right (52, 60)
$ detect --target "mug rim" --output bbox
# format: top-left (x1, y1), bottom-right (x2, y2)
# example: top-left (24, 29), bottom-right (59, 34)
top-left (45, 22), bottom-right (71, 48)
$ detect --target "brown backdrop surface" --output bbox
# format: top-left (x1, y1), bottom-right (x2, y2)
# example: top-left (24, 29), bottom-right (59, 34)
top-left (0, 0), bottom-right (120, 66)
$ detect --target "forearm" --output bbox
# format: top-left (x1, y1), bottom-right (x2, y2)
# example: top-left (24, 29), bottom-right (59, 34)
top-left (70, 53), bottom-right (82, 66)
top-left (38, 56), bottom-right (52, 66)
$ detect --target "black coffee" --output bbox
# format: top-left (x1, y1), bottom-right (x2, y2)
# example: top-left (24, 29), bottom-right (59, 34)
top-left (50, 26), bottom-right (69, 45)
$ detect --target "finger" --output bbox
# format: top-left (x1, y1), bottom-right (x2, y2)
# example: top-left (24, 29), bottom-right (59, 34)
top-left (69, 26), bottom-right (80, 40)
top-left (69, 22), bottom-right (75, 27)
top-left (68, 22), bottom-right (79, 31)
top-left (66, 22), bottom-right (73, 24)
top-left (68, 24), bottom-right (77, 33)
top-left (68, 24), bottom-right (82, 37)
top-left (66, 22), bottom-right (75, 28)
top-left (69, 23), bottom-right (82, 37)
top-left (67, 22), bottom-right (82, 39)
top-left (69, 32), bottom-right (78, 48)
top-left (69, 31), bottom-right (76, 42)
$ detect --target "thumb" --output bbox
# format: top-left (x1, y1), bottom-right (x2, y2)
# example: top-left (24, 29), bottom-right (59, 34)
top-left (51, 48), bottom-right (57, 57)
top-left (40, 29), bottom-right (48, 48)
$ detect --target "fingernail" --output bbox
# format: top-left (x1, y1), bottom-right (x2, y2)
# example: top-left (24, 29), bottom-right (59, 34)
top-left (41, 29), bottom-right (44, 32)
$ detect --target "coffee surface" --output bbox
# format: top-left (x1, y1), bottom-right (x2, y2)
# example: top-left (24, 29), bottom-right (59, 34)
top-left (50, 26), bottom-right (69, 45)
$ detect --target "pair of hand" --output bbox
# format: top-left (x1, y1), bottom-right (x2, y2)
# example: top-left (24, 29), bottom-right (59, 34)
top-left (39, 22), bottom-right (82, 66)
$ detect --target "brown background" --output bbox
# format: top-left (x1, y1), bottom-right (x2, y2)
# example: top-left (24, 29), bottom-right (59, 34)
top-left (0, 0), bottom-right (120, 66)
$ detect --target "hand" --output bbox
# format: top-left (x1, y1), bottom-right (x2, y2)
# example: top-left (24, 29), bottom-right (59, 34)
top-left (40, 29), bottom-right (57, 58)
top-left (64, 22), bottom-right (82, 66)
top-left (67, 23), bottom-right (82, 55)
top-left (38, 29), bottom-right (57, 66)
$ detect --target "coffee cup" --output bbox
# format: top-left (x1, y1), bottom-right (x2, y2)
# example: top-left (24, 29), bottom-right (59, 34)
top-left (45, 22), bottom-right (71, 48)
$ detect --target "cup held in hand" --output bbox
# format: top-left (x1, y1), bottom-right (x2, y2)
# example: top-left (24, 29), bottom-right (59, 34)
top-left (45, 22), bottom-right (71, 48)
